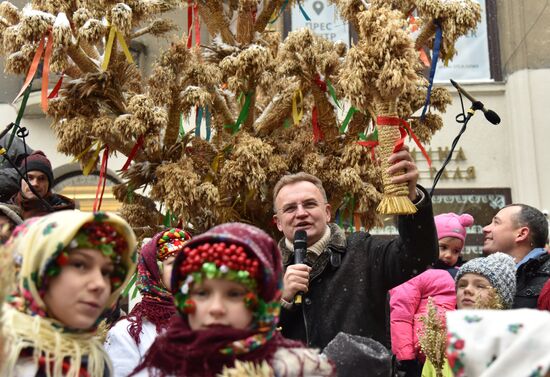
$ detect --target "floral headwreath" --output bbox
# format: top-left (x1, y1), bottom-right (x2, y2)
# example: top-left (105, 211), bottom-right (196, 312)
top-left (45, 221), bottom-right (129, 290)
top-left (174, 241), bottom-right (261, 314)
top-left (157, 228), bottom-right (192, 261)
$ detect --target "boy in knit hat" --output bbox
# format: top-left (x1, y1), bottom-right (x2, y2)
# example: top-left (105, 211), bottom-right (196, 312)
top-left (455, 252), bottom-right (517, 310)
top-left (9, 151), bottom-right (75, 219)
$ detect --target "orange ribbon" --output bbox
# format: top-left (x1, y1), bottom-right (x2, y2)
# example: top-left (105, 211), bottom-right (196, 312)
top-left (12, 31), bottom-right (54, 112)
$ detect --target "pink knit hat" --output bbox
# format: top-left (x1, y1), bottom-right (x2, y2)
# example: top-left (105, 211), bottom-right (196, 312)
top-left (434, 212), bottom-right (474, 243)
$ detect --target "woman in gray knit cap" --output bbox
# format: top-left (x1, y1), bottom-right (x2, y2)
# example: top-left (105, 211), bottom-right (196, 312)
top-left (455, 252), bottom-right (516, 309)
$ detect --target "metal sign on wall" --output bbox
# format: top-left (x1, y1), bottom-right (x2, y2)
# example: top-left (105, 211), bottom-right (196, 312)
top-left (288, 0), bottom-right (350, 46)
top-left (434, 0), bottom-right (491, 82)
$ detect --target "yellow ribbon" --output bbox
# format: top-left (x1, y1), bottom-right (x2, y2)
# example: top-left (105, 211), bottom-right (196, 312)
top-left (292, 89), bottom-right (303, 126)
top-left (83, 143), bottom-right (104, 176)
top-left (72, 140), bottom-right (103, 176)
top-left (102, 24), bottom-right (134, 71)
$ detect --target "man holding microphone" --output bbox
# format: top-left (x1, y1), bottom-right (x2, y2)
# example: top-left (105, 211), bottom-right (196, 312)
top-left (272, 146), bottom-right (438, 349)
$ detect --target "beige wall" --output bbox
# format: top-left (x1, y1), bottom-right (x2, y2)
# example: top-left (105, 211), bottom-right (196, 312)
top-left (497, 0), bottom-right (550, 74)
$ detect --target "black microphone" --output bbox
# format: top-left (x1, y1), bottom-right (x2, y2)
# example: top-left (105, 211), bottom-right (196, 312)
top-left (293, 230), bottom-right (308, 304)
top-left (450, 79), bottom-right (501, 125)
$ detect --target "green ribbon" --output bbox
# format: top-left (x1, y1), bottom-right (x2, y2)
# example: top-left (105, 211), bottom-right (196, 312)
top-left (225, 92), bottom-right (253, 134)
top-left (7, 82), bottom-right (33, 151)
top-left (283, 118), bottom-right (291, 129)
top-left (179, 113), bottom-right (185, 140)
top-left (339, 107), bottom-right (357, 134)
top-left (326, 79), bottom-right (341, 109)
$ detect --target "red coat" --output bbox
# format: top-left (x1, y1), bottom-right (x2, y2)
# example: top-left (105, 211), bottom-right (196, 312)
top-left (389, 269), bottom-right (456, 361)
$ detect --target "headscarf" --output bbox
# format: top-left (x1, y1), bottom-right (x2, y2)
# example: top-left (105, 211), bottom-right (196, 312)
top-left (134, 222), bottom-right (301, 377)
top-left (446, 309), bottom-right (550, 377)
top-left (1, 210), bottom-right (137, 377)
top-left (126, 228), bottom-right (191, 344)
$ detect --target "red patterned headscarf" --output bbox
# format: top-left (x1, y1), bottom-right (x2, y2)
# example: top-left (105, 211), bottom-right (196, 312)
top-left (126, 228), bottom-right (190, 344)
top-left (133, 223), bottom-right (300, 377)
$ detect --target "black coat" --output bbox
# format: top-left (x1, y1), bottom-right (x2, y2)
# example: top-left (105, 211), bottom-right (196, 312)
top-left (514, 251), bottom-right (550, 308)
top-left (279, 187), bottom-right (438, 349)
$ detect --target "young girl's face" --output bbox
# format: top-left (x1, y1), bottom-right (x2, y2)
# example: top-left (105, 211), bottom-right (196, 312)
top-left (456, 273), bottom-right (493, 309)
top-left (438, 236), bottom-right (463, 266)
top-left (43, 248), bottom-right (114, 329)
top-left (160, 255), bottom-right (176, 289)
top-left (187, 278), bottom-right (253, 331)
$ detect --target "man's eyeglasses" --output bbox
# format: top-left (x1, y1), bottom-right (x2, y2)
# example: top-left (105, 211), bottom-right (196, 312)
top-left (277, 200), bottom-right (325, 215)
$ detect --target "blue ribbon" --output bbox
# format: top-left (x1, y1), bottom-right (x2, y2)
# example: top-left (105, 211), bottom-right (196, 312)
top-left (205, 106), bottom-right (211, 141)
top-left (298, 2), bottom-right (311, 21)
top-left (195, 106), bottom-right (203, 137)
top-left (269, 0), bottom-right (289, 24)
top-left (420, 21), bottom-right (442, 121)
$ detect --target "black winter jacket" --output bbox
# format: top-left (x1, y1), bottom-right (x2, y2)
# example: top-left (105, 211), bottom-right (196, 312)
top-left (514, 251), bottom-right (550, 308)
top-left (278, 187), bottom-right (438, 349)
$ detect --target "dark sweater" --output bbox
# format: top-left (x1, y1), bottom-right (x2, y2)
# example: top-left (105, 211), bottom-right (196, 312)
top-left (278, 186), bottom-right (438, 349)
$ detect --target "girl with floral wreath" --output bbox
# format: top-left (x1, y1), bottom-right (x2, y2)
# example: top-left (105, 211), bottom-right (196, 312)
top-left (132, 222), bottom-right (335, 377)
top-left (0, 210), bottom-right (137, 377)
top-left (105, 227), bottom-right (191, 376)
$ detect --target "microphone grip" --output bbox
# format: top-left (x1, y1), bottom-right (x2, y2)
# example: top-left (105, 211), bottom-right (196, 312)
top-left (293, 248), bottom-right (307, 304)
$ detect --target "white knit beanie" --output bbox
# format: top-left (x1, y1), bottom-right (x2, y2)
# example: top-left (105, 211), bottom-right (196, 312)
top-left (455, 252), bottom-right (516, 309)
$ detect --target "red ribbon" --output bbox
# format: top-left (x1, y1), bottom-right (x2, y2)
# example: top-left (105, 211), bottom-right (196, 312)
top-left (312, 106), bottom-right (323, 143)
top-left (187, 0), bottom-right (193, 48)
top-left (48, 73), bottom-right (64, 99)
top-left (121, 135), bottom-right (145, 171)
top-left (313, 74), bottom-right (327, 92)
top-left (187, 1), bottom-right (200, 48)
top-left (357, 140), bottom-right (378, 162)
top-left (376, 116), bottom-right (432, 166)
top-left (93, 146), bottom-right (109, 212)
top-left (194, 2), bottom-right (200, 46)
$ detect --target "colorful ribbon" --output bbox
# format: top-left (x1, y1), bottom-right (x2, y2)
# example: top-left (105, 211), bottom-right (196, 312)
top-left (205, 106), bottom-right (211, 141)
top-left (298, 1), bottom-right (311, 21)
top-left (420, 21), bottom-right (442, 121)
top-left (225, 92), bottom-right (252, 134)
top-left (269, 0), bottom-right (289, 24)
top-left (292, 89), bottom-right (303, 126)
top-left (195, 105), bottom-right (203, 137)
top-left (13, 31), bottom-right (54, 113)
top-left (339, 106), bottom-right (357, 134)
top-left (41, 32), bottom-right (53, 112)
top-left (376, 116), bottom-right (432, 166)
top-left (187, 0), bottom-right (200, 48)
top-left (121, 135), bottom-right (145, 171)
top-left (311, 106), bottom-right (323, 143)
top-left (93, 146), bottom-right (109, 212)
top-left (102, 24), bottom-right (134, 71)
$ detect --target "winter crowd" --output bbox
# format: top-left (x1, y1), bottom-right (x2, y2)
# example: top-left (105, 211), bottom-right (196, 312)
top-left (1, 135), bottom-right (550, 377)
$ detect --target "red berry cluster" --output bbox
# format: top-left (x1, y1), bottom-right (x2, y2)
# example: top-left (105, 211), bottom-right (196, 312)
top-left (80, 222), bottom-right (127, 254)
top-left (180, 242), bottom-right (260, 277)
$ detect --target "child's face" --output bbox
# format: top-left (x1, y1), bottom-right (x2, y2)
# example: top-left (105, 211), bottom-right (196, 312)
top-left (438, 236), bottom-right (463, 266)
top-left (187, 278), bottom-right (253, 331)
top-left (160, 255), bottom-right (176, 289)
top-left (456, 273), bottom-right (493, 309)
top-left (43, 248), bottom-right (113, 329)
